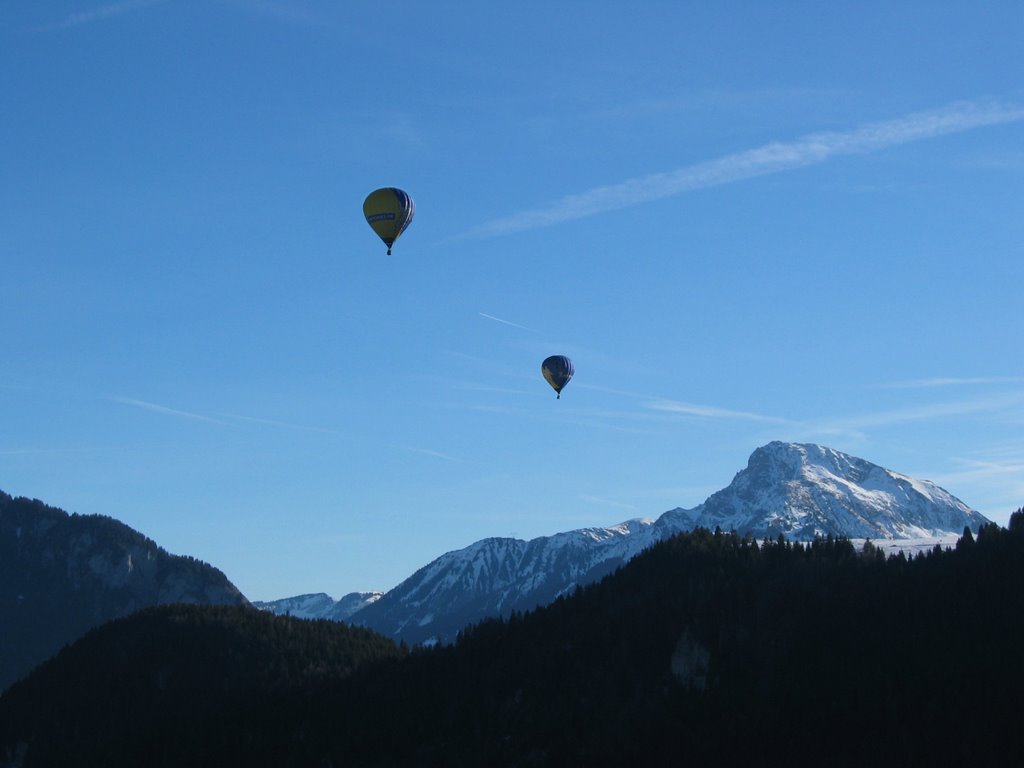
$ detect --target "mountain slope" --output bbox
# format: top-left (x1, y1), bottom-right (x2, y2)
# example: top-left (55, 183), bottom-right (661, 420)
top-left (3, 518), bottom-right (1022, 766)
top-left (352, 521), bottom-right (659, 645)
top-left (0, 490), bottom-right (248, 691)
top-left (352, 442), bottom-right (988, 645)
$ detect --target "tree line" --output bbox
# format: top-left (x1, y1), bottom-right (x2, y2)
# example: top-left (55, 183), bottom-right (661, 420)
top-left (3, 511), bottom-right (1023, 766)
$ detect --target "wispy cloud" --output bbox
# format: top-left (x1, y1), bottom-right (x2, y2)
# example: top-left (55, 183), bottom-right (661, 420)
top-left (456, 403), bottom-right (524, 416)
top-left (881, 376), bottom-right (1024, 389)
top-left (927, 449), bottom-right (1024, 523)
top-left (220, 412), bottom-right (345, 436)
top-left (218, 0), bottom-right (314, 25)
top-left (461, 385), bottom-right (533, 396)
top-left (110, 400), bottom-right (355, 435)
top-left (111, 397), bottom-right (226, 425)
top-left (479, 312), bottom-right (534, 332)
top-left (937, 457), bottom-right (1024, 485)
top-left (526, 374), bottom-right (1022, 435)
top-left (48, 0), bottom-right (316, 32)
top-left (632, 386), bottom-right (1024, 443)
top-left (959, 149), bottom-right (1024, 172)
top-left (646, 398), bottom-right (788, 423)
top-left (400, 446), bottom-right (459, 461)
top-left (782, 392), bottom-right (1024, 448)
top-left (50, 0), bottom-right (169, 29)
top-left (462, 99), bottom-right (1024, 238)
top-left (0, 447), bottom-right (83, 455)
top-left (819, 392), bottom-right (1024, 431)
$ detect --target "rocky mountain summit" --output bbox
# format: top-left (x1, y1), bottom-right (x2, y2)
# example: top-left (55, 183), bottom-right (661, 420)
top-left (656, 441), bottom-right (985, 540)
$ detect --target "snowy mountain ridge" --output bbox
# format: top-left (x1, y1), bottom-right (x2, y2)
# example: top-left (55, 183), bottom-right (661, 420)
top-left (267, 442), bottom-right (989, 643)
top-left (658, 442), bottom-right (981, 540)
top-left (253, 591), bottom-right (381, 621)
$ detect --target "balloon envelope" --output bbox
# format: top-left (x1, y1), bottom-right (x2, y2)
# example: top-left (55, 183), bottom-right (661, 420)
top-left (363, 187), bottom-right (415, 254)
top-left (541, 355), bottom-right (574, 398)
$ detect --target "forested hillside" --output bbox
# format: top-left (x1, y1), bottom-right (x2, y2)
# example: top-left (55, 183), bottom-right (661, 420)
top-left (0, 604), bottom-right (404, 766)
top-left (0, 491), bottom-right (247, 691)
top-left (3, 512), bottom-right (1023, 766)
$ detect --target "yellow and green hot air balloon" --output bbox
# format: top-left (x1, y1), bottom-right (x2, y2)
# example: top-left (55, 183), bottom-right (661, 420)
top-left (363, 187), bottom-right (415, 255)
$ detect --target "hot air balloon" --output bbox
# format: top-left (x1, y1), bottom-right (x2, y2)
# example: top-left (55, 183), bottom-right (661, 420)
top-left (541, 355), bottom-right (574, 399)
top-left (363, 187), bottom-right (415, 255)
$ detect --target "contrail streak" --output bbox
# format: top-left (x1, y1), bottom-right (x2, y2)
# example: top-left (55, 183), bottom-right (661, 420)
top-left (479, 312), bottom-right (533, 331)
top-left (111, 397), bottom-right (226, 425)
top-left (646, 398), bottom-right (788, 423)
top-left (464, 99), bottom-right (1024, 238)
top-left (881, 376), bottom-right (1024, 389)
top-left (54, 0), bottom-right (169, 28)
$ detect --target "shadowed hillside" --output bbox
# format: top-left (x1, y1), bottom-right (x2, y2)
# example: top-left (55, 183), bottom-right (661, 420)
top-left (0, 604), bottom-right (404, 766)
top-left (3, 511), bottom-right (1023, 766)
top-left (0, 491), bottom-right (248, 691)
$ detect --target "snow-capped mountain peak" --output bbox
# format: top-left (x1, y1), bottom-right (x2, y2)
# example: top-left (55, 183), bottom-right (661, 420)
top-left (690, 441), bottom-right (982, 539)
top-left (307, 443), bottom-right (990, 646)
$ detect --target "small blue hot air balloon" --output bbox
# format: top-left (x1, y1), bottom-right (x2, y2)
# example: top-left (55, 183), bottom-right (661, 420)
top-left (541, 355), bottom-right (574, 399)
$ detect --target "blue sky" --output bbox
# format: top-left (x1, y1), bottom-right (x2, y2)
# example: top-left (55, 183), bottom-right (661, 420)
top-left (2, 1), bottom-right (1022, 600)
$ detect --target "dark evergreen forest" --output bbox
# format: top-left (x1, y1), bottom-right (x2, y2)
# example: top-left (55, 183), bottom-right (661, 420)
top-left (3, 511), bottom-right (1023, 767)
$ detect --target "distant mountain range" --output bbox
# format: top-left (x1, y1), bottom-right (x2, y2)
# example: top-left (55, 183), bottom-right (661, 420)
top-left (260, 442), bottom-right (989, 645)
top-left (2, 441), bottom-right (990, 688)
top-left (0, 491), bottom-right (247, 691)
top-left (4, 508), bottom-right (1022, 766)
top-left (250, 591), bottom-right (381, 621)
